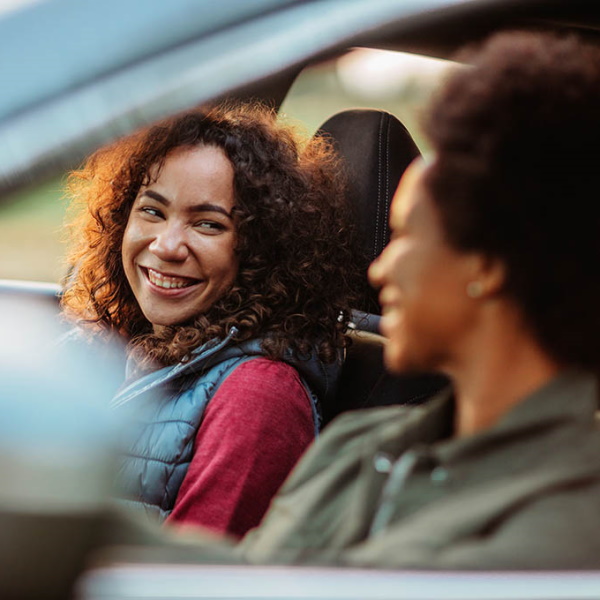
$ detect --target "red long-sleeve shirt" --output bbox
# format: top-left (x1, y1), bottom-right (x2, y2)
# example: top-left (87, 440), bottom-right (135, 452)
top-left (166, 357), bottom-right (315, 538)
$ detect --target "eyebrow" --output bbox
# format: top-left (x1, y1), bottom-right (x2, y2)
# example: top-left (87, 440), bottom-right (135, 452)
top-left (141, 189), bottom-right (234, 219)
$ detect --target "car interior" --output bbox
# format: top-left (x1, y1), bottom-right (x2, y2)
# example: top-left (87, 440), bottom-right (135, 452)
top-left (3, 1), bottom-right (600, 598)
top-left (3, 0), bottom-right (600, 422)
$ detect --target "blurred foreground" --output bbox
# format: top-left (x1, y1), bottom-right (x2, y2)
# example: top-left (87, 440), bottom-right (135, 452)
top-left (0, 296), bottom-right (121, 599)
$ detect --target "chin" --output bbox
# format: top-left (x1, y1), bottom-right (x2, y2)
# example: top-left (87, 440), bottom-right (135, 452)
top-left (383, 343), bottom-right (410, 374)
top-left (141, 314), bottom-right (185, 330)
top-left (384, 342), bottom-right (433, 375)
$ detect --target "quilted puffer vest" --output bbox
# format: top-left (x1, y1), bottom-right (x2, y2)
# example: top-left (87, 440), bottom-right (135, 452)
top-left (111, 328), bottom-right (340, 521)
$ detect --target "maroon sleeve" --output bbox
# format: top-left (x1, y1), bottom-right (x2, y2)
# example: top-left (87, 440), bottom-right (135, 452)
top-left (166, 357), bottom-right (316, 538)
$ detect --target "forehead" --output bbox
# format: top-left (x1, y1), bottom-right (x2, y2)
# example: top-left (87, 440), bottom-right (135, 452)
top-left (145, 144), bottom-right (236, 209)
top-left (390, 158), bottom-right (429, 227)
top-left (152, 145), bottom-right (233, 181)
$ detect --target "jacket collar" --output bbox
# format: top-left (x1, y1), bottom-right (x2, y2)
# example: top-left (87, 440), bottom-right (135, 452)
top-left (431, 370), bottom-right (598, 464)
top-left (112, 328), bottom-right (341, 408)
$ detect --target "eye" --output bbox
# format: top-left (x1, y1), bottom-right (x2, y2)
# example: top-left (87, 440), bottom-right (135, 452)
top-left (194, 220), bottom-right (226, 233)
top-left (136, 206), bottom-right (164, 219)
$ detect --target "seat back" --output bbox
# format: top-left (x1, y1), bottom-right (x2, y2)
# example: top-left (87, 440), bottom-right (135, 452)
top-left (315, 110), bottom-right (447, 425)
top-left (316, 108), bottom-right (420, 315)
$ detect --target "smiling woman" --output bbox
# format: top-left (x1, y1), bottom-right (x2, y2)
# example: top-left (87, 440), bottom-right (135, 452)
top-left (122, 146), bottom-right (238, 330)
top-left (61, 103), bottom-right (359, 537)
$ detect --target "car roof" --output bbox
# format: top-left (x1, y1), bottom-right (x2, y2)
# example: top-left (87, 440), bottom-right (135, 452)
top-left (1, 0), bottom-right (599, 195)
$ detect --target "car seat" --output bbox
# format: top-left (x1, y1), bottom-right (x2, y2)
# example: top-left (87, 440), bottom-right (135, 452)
top-left (314, 109), bottom-right (448, 426)
top-left (316, 108), bottom-right (419, 317)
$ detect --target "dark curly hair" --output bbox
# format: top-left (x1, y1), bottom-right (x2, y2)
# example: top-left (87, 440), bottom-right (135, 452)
top-left (422, 31), bottom-right (600, 371)
top-left (62, 103), bottom-right (360, 368)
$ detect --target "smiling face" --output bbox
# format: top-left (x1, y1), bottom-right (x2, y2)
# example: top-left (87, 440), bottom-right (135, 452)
top-left (368, 159), bottom-right (482, 374)
top-left (122, 145), bottom-right (238, 331)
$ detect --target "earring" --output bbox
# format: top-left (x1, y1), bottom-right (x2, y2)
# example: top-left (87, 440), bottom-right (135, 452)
top-left (466, 281), bottom-right (484, 299)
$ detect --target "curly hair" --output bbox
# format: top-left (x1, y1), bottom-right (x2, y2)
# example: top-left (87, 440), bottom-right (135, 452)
top-left (422, 31), bottom-right (600, 371)
top-left (62, 103), bottom-right (360, 368)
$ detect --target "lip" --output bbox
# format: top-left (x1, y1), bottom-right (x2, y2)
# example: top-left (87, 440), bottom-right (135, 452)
top-left (140, 266), bottom-right (204, 297)
top-left (378, 286), bottom-right (402, 312)
top-left (378, 292), bottom-right (402, 340)
top-left (379, 314), bottom-right (392, 339)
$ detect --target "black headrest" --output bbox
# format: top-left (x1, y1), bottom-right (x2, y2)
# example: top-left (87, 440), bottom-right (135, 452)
top-left (316, 109), bottom-right (420, 314)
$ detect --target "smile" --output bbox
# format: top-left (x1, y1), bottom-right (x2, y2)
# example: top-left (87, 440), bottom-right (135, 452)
top-left (145, 267), bottom-right (200, 290)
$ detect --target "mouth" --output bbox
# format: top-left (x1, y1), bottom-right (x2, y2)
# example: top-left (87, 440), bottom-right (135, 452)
top-left (378, 291), bottom-right (402, 337)
top-left (142, 267), bottom-right (202, 291)
top-left (378, 297), bottom-right (392, 317)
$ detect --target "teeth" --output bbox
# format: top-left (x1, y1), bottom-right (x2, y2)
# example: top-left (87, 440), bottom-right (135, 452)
top-left (147, 268), bottom-right (195, 289)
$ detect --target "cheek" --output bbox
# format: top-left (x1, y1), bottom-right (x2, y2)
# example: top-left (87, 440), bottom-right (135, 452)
top-left (225, 252), bottom-right (240, 285)
top-left (385, 248), bottom-right (416, 295)
top-left (121, 223), bottom-right (144, 285)
top-left (397, 242), bottom-right (452, 298)
top-left (206, 238), bottom-right (238, 283)
top-left (405, 268), bottom-right (475, 348)
top-left (228, 256), bottom-right (239, 281)
top-left (121, 221), bottom-right (145, 260)
top-left (121, 218), bottom-right (134, 251)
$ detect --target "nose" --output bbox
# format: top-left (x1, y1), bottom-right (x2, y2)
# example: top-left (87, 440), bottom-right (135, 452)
top-left (368, 251), bottom-right (386, 290)
top-left (148, 222), bottom-right (189, 262)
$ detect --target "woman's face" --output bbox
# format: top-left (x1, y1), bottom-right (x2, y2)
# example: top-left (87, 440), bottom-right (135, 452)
top-left (122, 145), bottom-right (238, 331)
top-left (368, 159), bottom-right (482, 374)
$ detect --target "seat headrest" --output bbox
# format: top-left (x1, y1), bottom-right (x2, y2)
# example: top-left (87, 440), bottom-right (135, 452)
top-left (316, 109), bottom-right (420, 314)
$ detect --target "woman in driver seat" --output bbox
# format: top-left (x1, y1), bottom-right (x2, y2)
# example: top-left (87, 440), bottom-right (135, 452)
top-left (241, 31), bottom-right (600, 569)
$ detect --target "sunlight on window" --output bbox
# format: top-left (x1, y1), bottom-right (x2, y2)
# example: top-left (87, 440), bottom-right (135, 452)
top-left (281, 48), bottom-right (457, 150)
top-left (336, 48), bottom-right (455, 101)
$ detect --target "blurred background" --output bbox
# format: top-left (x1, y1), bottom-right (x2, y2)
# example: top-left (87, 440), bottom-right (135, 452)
top-left (0, 48), bottom-right (453, 283)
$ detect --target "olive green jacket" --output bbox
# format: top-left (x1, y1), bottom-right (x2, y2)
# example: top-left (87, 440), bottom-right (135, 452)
top-left (241, 371), bottom-right (600, 569)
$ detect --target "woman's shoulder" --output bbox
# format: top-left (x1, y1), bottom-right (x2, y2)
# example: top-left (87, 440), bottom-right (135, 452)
top-left (189, 357), bottom-right (316, 449)
top-left (218, 357), bottom-right (307, 401)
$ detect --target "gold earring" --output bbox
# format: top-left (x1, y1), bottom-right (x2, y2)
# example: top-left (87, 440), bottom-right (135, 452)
top-left (466, 281), bottom-right (484, 299)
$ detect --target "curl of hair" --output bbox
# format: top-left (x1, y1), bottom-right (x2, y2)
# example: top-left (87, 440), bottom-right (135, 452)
top-left (62, 103), bottom-right (360, 368)
top-left (422, 31), bottom-right (600, 370)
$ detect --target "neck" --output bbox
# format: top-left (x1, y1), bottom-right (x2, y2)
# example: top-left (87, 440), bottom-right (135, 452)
top-left (444, 306), bottom-right (561, 437)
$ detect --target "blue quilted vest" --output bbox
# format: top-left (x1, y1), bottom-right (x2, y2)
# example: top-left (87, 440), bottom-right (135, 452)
top-left (110, 328), bottom-right (340, 521)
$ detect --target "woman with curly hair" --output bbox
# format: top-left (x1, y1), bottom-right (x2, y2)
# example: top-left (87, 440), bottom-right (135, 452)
top-left (61, 103), bottom-right (358, 537)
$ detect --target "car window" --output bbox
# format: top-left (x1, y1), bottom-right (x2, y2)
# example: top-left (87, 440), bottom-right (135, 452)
top-left (280, 48), bottom-right (457, 151)
top-left (0, 176), bottom-right (66, 282)
top-left (0, 48), bottom-right (455, 284)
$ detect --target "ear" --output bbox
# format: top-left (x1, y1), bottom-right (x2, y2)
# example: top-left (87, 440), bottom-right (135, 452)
top-left (471, 254), bottom-right (506, 298)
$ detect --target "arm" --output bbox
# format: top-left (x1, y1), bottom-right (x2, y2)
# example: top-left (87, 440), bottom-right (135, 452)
top-left (166, 358), bottom-right (315, 538)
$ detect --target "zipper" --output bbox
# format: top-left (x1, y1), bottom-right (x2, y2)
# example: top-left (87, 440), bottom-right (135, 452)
top-left (110, 327), bottom-right (239, 408)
